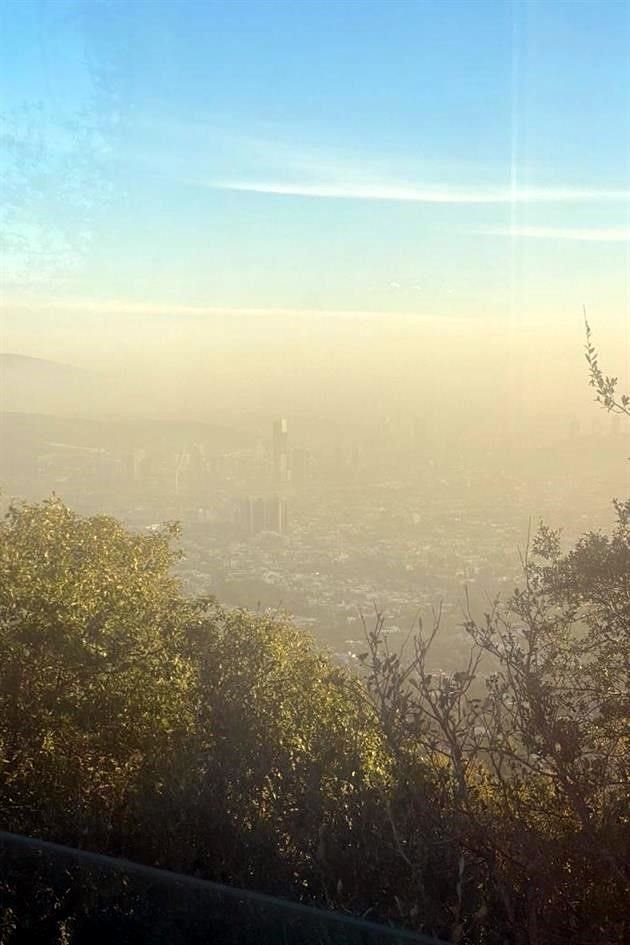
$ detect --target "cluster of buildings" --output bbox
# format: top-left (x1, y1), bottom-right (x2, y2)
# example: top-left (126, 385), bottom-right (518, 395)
top-left (233, 495), bottom-right (289, 536)
top-left (4, 410), bottom-right (627, 672)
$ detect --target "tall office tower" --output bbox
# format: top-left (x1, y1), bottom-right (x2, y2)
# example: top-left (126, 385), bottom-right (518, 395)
top-left (272, 417), bottom-right (289, 485)
top-left (279, 497), bottom-right (288, 533)
top-left (126, 448), bottom-right (147, 484)
top-left (264, 496), bottom-right (289, 534)
top-left (174, 449), bottom-right (191, 497)
top-left (291, 447), bottom-right (310, 487)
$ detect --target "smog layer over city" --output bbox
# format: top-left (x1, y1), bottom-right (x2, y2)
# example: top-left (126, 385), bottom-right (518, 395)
top-left (1, 314), bottom-right (628, 664)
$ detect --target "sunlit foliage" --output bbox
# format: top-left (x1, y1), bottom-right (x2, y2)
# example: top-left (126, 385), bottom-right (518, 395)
top-left (0, 474), bottom-right (628, 942)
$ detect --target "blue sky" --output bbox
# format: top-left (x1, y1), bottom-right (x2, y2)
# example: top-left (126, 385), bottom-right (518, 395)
top-left (1, 0), bottom-right (629, 344)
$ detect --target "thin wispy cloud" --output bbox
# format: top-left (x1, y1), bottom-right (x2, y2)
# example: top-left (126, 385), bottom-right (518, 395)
top-left (472, 225), bottom-right (630, 242)
top-left (210, 179), bottom-right (630, 205)
top-left (137, 117), bottom-right (630, 208)
top-left (1, 296), bottom-right (417, 320)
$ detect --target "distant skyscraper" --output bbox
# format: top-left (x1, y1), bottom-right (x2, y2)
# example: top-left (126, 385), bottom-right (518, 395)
top-left (264, 495), bottom-right (289, 533)
top-left (173, 443), bottom-right (208, 499)
top-left (291, 447), bottom-right (310, 487)
top-left (126, 448), bottom-right (147, 483)
top-left (272, 418), bottom-right (289, 484)
top-left (174, 449), bottom-right (191, 497)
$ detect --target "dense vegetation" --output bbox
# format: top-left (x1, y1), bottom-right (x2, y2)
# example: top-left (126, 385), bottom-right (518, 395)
top-left (0, 485), bottom-right (627, 943)
top-left (0, 339), bottom-right (628, 943)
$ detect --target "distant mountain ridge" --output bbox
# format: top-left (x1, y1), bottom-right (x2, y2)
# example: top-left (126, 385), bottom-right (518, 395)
top-left (0, 352), bottom-right (87, 374)
top-left (0, 352), bottom-right (93, 414)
